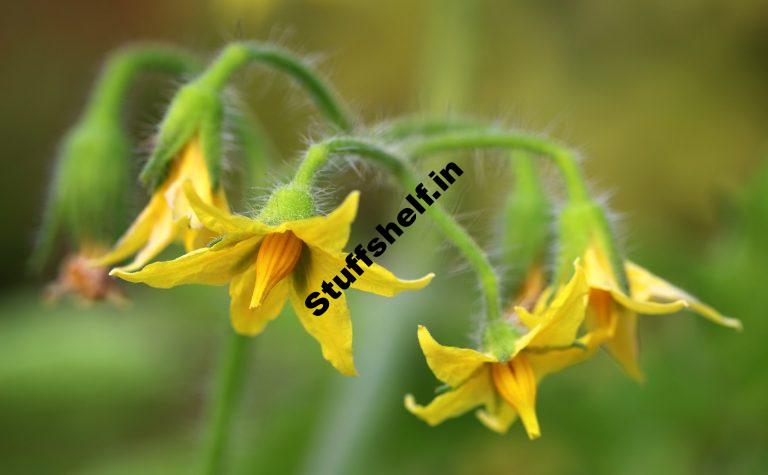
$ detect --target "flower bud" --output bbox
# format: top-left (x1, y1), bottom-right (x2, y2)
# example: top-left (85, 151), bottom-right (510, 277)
top-left (31, 117), bottom-right (129, 272)
top-left (501, 153), bottom-right (551, 293)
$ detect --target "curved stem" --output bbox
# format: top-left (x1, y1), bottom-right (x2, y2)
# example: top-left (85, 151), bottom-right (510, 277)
top-left (292, 138), bottom-right (503, 321)
top-left (198, 42), bottom-right (353, 132)
top-left (203, 331), bottom-right (251, 475)
top-left (376, 116), bottom-right (484, 141)
top-left (403, 130), bottom-right (590, 203)
top-left (84, 44), bottom-right (199, 123)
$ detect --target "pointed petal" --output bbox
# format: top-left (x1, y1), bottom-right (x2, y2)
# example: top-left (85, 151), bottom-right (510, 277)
top-left (350, 263), bottom-right (434, 297)
top-left (526, 340), bottom-right (596, 380)
top-left (95, 193), bottom-right (168, 266)
top-left (184, 181), bottom-right (268, 236)
top-left (525, 261), bottom-right (589, 349)
top-left (584, 245), bottom-right (688, 315)
top-left (116, 214), bottom-right (188, 272)
top-left (111, 236), bottom-right (260, 288)
top-left (476, 396), bottom-right (518, 434)
top-left (289, 250), bottom-right (356, 376)
top-left (287, 191), bottom-right (359, 250)
top-left (405, 369), bottom-right (494, 426)
top-left (608, 287), bottom-right (688, 315)
top-left (605, 308), bottom-right (645, 382)
top-left (490, 358), bottom-right (540, 439)
top-left (303, 246), bottom-right (434, 298)
top-left (625, 261), bottom-right (742, 330)
top-left (417, 325), bottom-right (496, 387)
top-left (230, 266), bottom-right (288, 336)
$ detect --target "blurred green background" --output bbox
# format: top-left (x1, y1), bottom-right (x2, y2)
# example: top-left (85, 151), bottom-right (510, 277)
top-left (1, 1), bottom-right (767, 474)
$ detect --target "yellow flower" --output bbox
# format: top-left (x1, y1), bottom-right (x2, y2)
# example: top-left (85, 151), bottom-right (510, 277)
top-left (96, 136), bottom-right (228, 272)
top-left (112, 183), bottom-right (433, 376)
top-left (581, 241), bottom-right (743, 380)
top-left (405, 262), bottom-right (589, 438)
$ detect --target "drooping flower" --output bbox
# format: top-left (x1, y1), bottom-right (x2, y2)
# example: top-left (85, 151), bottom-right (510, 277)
top-left (112, 183), bottom-right (433, 375)
top-left (558, 199), bottom-right (742, 380)
top-left (30, 45), bottom-right (199, 302)
top-left (406, 261), bottom-right (589, 438)
top-left (96, 135), bottom-right (228, 272)
top-left (580, 240), bottom-right (742, 380)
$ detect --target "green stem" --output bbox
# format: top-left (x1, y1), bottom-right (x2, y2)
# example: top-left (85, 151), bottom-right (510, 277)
top-left (83, 44), bottom-right (199, 123)
top-left (203, 331), bottom-right (251, 475)
top-left (404, 130), bottom-right (590, 203)
top-left (376, 115), bottom-right (484, 141)
top-left (198, 42), bottom-right (353, 132)
top-left (292, 138), bottom-right (503, 321)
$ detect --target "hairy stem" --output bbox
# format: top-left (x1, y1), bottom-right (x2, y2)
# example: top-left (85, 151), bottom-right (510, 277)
top-left (403, 129), bottom-right (590, 203)
top-left (292, 138), bottom-right (503, 321)
top-left (84, 44), bottom-right (199, 123)
top-left (198, 42), bottom-right (353, 132)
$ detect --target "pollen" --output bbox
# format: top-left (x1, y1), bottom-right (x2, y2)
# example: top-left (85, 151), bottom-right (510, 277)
top-left (251, 231), bottom-right (304, 308)
top-left (491, 355), bottom-right (541, 439)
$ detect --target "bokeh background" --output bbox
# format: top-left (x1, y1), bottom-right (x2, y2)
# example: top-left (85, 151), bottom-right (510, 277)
top-left (2, 1), bottom-right (767, 474)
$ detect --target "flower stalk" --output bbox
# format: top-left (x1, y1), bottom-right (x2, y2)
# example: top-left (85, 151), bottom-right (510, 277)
top-left (31, 44), bottom-right (198, 273)
top-left (197, 42), bottom-right (353, 132)
top-left (403, 129), bottom-right (590, 203)
top-left (203, 331), bottom-right (251, 475)
top-left (291, 137), bottom-right (503, 322)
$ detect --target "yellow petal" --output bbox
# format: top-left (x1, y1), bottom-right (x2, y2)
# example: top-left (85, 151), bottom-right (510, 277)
top-left (405, 369), bottom-right (494, 426)
top-left (116, 214), bottom-right (188, 272)
top-left (416, 325), bottom-right (496, 387)
top-left (582, 243), bottom-right (619, 290)
top-left (625, 261), bottom-right (742, 330)
top-left (584, 244), bottom-right (688, 315)
top-left (184, 181), bottom-right (268, 236)
top-left (95, 193), bottom-right (169, 267)
top-left (608, 287), bottom-right (688, 315)
top-left (520, 260), bottom-right (589, 350)
top-left (512, 284), bottom-right (553, 330)
top-left (289, 250), bottom-right (356, 375)
top-left (476, 397), bottom-right (518, 434)
top-left (491, 357), bottom-right (541, 439)
top-left (350, 263), bottom-right (434, 297)
top-left (182, 226), bottom-right (218, 253)
top-left (525, 337), bottom-right (596, 380)
top-left (110, 235), bottom-right (260, 288)
top-left (230, 266), bottom-right (288, 336)
top-left (532, 286), bottom-right (554, 318)
top-left (605, 308), bottom-right (644, 382)
top-left (165, 138), bottom-right (214, 223)
top-left (288, 191), bottom-right (359, 251)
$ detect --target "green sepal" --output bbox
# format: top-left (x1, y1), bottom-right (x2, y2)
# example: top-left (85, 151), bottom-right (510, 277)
top-left (200, 98), bottom-right (225, 190)
top-left (139, 81), bottom-right (220, 190)
top-left (501, 153), bottom-right (551, 294)
top-left (257, 184), bottom-right (317, 225)
top-left (482, 320), bottom-right (522, 362)
top-left (30, 117), bottom-right (130, 271)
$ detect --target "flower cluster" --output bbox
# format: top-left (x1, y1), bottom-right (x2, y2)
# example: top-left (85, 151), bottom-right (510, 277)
top-left (35, 40), bottom-right (741, 451)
